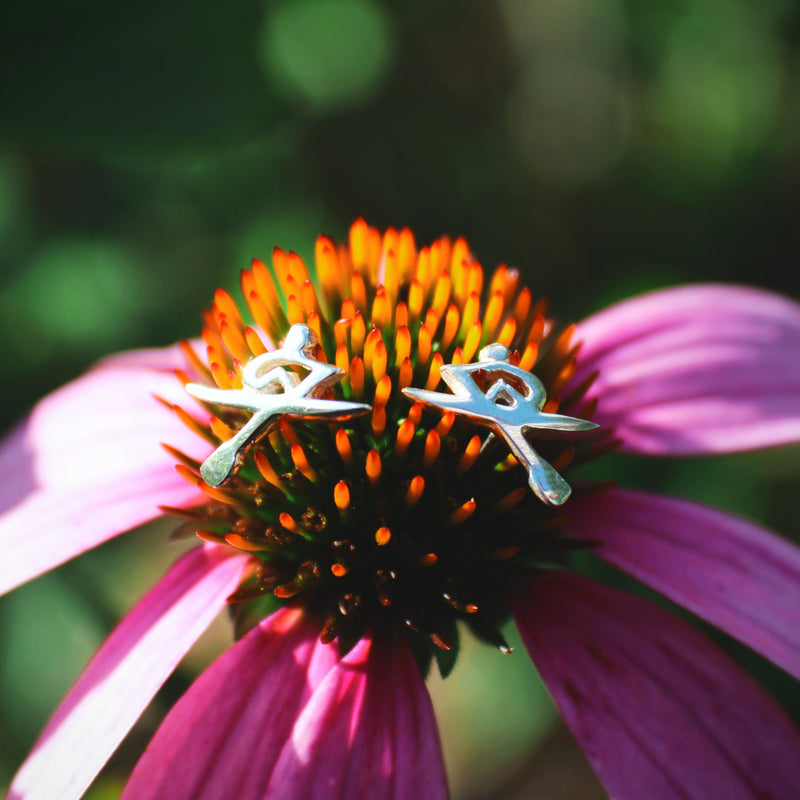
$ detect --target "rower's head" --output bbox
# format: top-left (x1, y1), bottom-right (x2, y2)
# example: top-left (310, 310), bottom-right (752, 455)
top-left (283, 323), bottom-right (315, 355)
top-left (479, 343), bottom-right (510, 363)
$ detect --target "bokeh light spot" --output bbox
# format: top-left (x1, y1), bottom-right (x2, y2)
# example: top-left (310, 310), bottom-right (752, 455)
top-left (8, 239), bottom-right (150, 352)
top-left (258, 0), bottom-right (396, 111)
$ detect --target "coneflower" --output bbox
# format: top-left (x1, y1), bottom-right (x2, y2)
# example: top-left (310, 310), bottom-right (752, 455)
top-left (4, 220), bottom-right (800, 800)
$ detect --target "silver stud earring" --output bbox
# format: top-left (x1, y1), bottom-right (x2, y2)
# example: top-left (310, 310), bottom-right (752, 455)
top-left (403, 343), bottom-right (598, 505)
top-left (186, 323), bottom-right (370, 487)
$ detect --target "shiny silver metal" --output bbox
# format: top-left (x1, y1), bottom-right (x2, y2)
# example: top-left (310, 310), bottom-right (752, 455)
top-left (186, 324), bottom-right (371, 487)
top-left (403, 343), bottom-right (598, 506)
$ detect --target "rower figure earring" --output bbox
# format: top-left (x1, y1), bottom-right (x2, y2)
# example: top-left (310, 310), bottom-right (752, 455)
top-left (186, 324), bottom-right (371, 487)
top-left (403, 343), bottom-right (598, 506)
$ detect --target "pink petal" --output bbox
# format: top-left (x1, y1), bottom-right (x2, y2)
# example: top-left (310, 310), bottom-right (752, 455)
top-left (123, 617), bottom-right (447, 800)
top-left (572, 284), bottom-right (800, 454)
top-left (565, 488), bottom-right (800, 681)
top-left (93, 341), bottom-right (199, 372)
top-left (267, 633), bottom-right (448, 800)
top-left (0, 344), bottom-right (209, 596)
top-left (512, 571), bottom-right (800, 800)
top-left (7, 544), bottom-right (248, 800)
top-left (121, 607), bottom-right (341, 800)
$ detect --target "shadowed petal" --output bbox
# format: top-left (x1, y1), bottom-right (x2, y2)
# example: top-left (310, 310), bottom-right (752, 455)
top-left (512, 571), bottom-right (800, 800)
top-left (267, 633), bottom-right (448, 800)
top-left (7, 544), bottom-right (248, 800)
top-left (0, 345), bottom-right (209, 596)
top-left (565, 488), bottom-right (800, 681)
top-left (572, 285), bottom-right (800, 454)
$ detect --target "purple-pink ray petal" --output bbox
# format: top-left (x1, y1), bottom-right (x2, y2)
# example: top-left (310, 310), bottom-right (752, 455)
top-left (572, 284), bottom-right (800, 454)
top-left (122, 617), bottom-right (447, 800)
top-left (0, 345), bottom-right (210, 596)
top-left (120, 607), bottom-right (342, 800)
top-left (267, 633), bottom-right (448, 800)
top-left (7, 544), bottom-right (248, 800)
top-left (565, 488), bottom-right (800, 680)
top-left (92, 340), bottom-right (200, 373)
top-left (512, 571), bottom-right (800, 800)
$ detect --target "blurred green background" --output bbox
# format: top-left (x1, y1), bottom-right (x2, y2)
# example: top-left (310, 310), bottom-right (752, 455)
top-left (1, 1), bottom-right (799, 797)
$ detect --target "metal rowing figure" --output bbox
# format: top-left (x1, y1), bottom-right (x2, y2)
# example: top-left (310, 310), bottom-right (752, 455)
top-left (403, 343), bottom-right (598, 506)
top-left (186, 323), bottom-right (371, 487)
